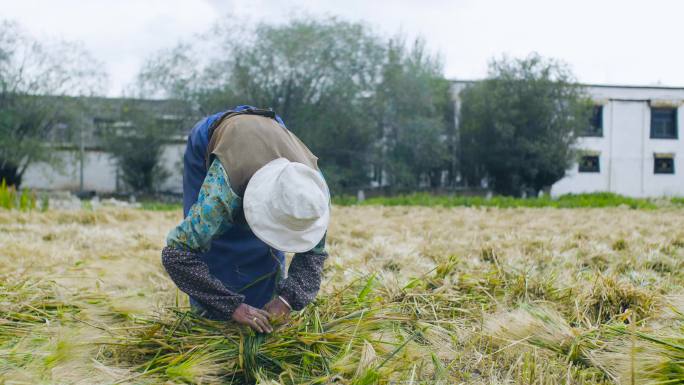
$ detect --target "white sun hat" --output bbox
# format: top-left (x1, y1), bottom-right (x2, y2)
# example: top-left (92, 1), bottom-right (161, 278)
top-left (243, 158), bottom-right (330, 253)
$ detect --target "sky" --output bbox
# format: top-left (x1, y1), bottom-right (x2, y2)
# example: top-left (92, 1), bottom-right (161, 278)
top-left (2, 0), bottom-right (682, 96)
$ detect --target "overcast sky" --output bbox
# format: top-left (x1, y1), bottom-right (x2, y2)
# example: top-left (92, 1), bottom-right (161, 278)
top-left (3, 0), bottom-right (682, 96)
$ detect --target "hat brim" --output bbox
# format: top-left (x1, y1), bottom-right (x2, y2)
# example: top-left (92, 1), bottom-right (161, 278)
top-left (243, 158), bottom-right (330, 253)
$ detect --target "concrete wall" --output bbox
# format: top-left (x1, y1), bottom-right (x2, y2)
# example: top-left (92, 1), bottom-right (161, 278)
top-left (23, 150), bottom-right (118, 192)
top-left (158, 144), bottom-right (185, 193)
top-left (22, 143), bottom-right (186, 194)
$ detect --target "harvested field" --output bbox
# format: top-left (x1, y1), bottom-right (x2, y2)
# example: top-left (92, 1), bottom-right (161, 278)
top-left (1, 206), bottom-right (683, 384)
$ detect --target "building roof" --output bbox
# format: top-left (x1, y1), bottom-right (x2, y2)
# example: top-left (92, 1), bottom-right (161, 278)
top-left (450, 79), bottom-right (684, 91)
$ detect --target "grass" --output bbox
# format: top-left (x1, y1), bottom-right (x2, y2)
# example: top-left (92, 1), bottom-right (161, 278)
top-left (139, 201), bottom-right (183, 211)
top-left (0, 179), bottom-right (38, 210)
top-left (333, 192), bottom-right (684, 209)
top-left (1, 206), bottom-right (683, 383)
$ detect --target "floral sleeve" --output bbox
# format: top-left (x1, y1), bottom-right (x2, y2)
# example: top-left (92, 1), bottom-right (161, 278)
top-left (161, 158), bottom-right (246, 320)
top-left (166, 158), bottom-right (241, 253)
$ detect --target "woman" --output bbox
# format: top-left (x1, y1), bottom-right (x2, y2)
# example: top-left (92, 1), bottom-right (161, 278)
top-left (161, 106), bottom-right (330, 333)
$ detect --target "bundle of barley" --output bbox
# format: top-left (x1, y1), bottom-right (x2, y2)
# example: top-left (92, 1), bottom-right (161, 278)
top-left (484, 304), bottom-right (601, 364)
top-left (590, 300), bottom-right (684, 385)
top-left (0, 278), bottom-right (111, 383)
top-left (100, 277), bottom-right (455, 384)
top-left (485, 303), bottom-right (684, 385)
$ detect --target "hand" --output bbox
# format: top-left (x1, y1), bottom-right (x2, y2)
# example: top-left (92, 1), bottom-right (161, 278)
top-left (231, 303), bottom-right (273, 333)
top-left (264, 297), bottom-right (291, 323)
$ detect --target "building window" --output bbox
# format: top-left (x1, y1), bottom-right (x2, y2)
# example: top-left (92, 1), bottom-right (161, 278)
top-left (654, 155), bottom-right (675, 174)
top-left (579, 155), bottom-right (600, 173)
top-left (582, 105), bottom-right (603, 137)
top-left (48, 122), bottom-right (71, 143)
top-left (94, 117), bottom-right (116, 135)
top-left (650, 107), bottom-right (678, 139)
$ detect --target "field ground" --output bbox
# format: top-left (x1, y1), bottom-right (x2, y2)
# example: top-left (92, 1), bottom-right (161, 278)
top-left (1, 206), bottom-right (683, 384)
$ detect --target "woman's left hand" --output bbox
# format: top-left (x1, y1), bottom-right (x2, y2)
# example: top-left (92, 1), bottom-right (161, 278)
top-left (264, 297), bottom-right (291, 323)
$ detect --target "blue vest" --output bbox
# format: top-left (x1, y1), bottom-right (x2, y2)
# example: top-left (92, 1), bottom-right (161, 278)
top-left (183, 106), bottom-right (286, 309)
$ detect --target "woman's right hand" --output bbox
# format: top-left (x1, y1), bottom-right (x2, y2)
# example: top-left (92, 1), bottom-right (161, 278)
top-left (231, 303), bottom-right (273, 333)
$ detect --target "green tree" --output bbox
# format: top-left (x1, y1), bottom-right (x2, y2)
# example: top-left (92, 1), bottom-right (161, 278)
top-left (99, 101), bottom-right (178, 194)
top-left (373, 38), bottom-right (454, 191)
top-left (0, 20), bottom-right (105, 187)
top-left (139, 18), bottom-right (386, 192)
top-left (459, 53), bottom-right (592, 196)
top-left (226, 19), bottom-right (385, 192)
top-left (137, 18), bottom-right (454, 193)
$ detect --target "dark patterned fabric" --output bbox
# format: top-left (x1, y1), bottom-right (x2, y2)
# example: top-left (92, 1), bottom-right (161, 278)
top-left (277, 236), bottom-right (328, 310)
top-left (161, 246), bottom-right (245, 320)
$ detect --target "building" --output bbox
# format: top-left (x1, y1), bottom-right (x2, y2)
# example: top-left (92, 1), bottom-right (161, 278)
top-left (22, 97), bottom-right (195, 194)
top-left (23, 83), bottom-right (684, 197)
top-left (452, 81), bottom-right (684, 197)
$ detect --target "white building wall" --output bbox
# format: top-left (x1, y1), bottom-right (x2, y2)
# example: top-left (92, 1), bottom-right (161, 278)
top-left (158, 144), bottom-right (186, 193)
top-left (550, 85), bottom-right (684, 197)
top-left (23, 150), bottom-right (118, 192)
top-left (23, 144), bottom-right (185, 194)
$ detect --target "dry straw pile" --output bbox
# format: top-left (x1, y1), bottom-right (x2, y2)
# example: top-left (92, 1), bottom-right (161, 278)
top-left (1, 206), bottom-right (683, 384)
